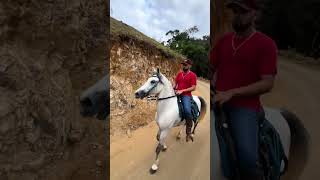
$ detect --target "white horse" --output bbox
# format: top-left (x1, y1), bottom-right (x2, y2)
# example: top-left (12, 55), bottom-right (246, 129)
top-left (134, 68), bottom-right (207, 173)
top-left (210, 96), bottom-right (310, 179)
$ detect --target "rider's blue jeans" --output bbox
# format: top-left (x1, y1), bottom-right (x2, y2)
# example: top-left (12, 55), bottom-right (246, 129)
top-left (221, 103), bottom-right (261, 177)
top-left (181, 95), bottom-right (193, 120)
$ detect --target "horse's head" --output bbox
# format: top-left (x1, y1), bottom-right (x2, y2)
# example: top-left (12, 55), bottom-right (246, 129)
top-left (79, 75), bottom-right (109, 120)
top-left (135, 68), bottom-right (164, 99)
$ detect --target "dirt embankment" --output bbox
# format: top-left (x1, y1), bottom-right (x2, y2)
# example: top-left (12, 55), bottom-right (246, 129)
top-left (110, 32), bottom-right (184, 138)
top-left (0, 1), bottom-right (108, 180)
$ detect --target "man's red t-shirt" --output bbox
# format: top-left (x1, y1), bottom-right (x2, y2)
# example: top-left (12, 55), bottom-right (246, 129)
top-left (210, 31), bottom-right (278, 111)
top-left (175, 70), bottom-right (197, 96)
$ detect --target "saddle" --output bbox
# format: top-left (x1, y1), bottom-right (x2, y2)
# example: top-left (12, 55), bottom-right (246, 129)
top-left (258, 112), bottom-right (288, 180)
top-left (177, 96), bottom-right (200, 122)
top-left (214, 105), bottom-right (288, 180)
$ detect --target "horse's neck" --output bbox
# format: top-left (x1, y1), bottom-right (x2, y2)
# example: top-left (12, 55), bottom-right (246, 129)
top-left (157, 76), bottom-right (177, 110)
top-left (158, 86), bottom-right (175, 99)
top-left (158, 76), bottom-right (175, 99)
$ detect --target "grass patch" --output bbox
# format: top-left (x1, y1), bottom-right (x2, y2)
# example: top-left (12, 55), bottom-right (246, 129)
top-left (110, 17), bottom-right (184, 59)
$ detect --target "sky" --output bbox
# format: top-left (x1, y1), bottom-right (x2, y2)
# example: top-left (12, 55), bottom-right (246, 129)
top-left (110, 0), bottom-right (210, 43)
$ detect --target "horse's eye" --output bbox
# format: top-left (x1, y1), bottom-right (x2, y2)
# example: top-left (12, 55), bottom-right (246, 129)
top-left (151, 80), bottom-right (156, 84)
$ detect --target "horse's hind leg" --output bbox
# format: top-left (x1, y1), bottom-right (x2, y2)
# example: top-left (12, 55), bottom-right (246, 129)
top-left (192, 121), bottom-right (199, 135)
top-left (150, 129), bottom-right (169, 173)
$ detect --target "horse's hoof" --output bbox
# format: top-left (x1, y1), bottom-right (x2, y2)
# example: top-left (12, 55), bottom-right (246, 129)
top-left (150, 164), bottom-right (158, 174)
top-left (162, 145), bottom-right (167, 151)
top-left (186, 135), bottom-right (194, 142)
top-left (176, 135), bottom-right (181, 140)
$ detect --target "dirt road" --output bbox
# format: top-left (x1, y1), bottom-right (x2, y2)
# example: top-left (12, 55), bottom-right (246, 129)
top-left (262, 57), bottom-right (320, 180)
top-left (110, 80), bottom-right (210, 180)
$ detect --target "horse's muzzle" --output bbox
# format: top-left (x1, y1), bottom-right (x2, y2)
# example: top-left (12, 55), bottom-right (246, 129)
top-left (135, 91), bottom-right (146, 99)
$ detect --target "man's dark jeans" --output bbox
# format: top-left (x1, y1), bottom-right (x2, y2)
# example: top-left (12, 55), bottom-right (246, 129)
top-left (181, 95), bottom-right (193, 120)
top-left (220, 103), bottom-right (262, 177)
top-left (181, 95), bottom-right (193, 136)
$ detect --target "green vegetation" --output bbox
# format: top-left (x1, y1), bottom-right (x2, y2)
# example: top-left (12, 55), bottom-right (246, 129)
top-left (164, 26), bottom-right (210, 78)
top-left (111, 17), bottom-right (184, 59)
top-left (257, 0), bottom-right (320, 59)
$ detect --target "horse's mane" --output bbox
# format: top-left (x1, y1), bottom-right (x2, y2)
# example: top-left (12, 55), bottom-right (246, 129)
top-left (159, 73), bottom-right (172, 87)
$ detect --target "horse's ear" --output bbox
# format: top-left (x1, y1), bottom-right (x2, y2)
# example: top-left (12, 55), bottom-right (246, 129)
top-left (156, 67), bottom-right (163, 83)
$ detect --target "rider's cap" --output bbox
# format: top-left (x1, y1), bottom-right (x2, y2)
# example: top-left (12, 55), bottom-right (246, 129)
top-left (181, 59), bottom-right (193, 65)
top-left (225, 0), bottom-right (258, 10)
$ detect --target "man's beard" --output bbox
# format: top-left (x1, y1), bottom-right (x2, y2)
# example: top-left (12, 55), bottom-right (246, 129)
top-left (183, 67), bottom-right (189, 72)
top-left (232, 18), bottom-right (251, 33)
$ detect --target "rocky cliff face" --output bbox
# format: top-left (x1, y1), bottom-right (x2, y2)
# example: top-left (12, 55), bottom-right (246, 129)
top-left (110, 35), bottom-right (183, 137)
top-left (0, 1), bottom-right (108, 179)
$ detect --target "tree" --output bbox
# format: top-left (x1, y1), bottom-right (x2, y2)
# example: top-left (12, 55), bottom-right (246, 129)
top-left (256, 0), bottom-right (320, 58)
top-left (165, 26), bottom-right (210, 78)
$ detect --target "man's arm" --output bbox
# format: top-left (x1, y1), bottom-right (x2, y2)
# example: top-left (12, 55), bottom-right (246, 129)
top-left (215, 76), bottom-right (275, 104)
top-left (181, 85), bottom-right (196, 93)
top-left (231, 75), bottom-right (275, 97)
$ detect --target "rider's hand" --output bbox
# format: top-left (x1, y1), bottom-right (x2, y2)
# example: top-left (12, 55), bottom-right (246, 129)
top-left (176, 90), bottom-right (184, 95)
top-left (214, 90), bottom-right (235, 105)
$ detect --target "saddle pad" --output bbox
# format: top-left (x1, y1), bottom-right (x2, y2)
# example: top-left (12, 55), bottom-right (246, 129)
top-left (177, 97), bottom-right (200, 122)
top-left (263, 107), bottom-right (291, 158)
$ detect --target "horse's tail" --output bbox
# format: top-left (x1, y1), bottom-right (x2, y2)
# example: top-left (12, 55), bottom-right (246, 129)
top-left (198, 96), bottom-right (207, 123)
top-left (280, 108), bottom-right (310, 179)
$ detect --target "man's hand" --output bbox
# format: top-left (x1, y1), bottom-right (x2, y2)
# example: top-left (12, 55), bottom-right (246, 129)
top-left (175, 90), bottom-right (184, 95)
top-left (214, 90), bottom-right (235, 105)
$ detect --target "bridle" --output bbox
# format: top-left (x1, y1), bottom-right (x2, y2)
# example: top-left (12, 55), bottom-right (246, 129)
top-left (145, 74), bottom-right (177, 101)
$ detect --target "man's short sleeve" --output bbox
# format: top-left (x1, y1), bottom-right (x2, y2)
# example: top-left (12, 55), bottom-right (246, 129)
top-left (190, 73), bottom-right (197, 86)
top-left (258, 39), bottom-right (278, 77)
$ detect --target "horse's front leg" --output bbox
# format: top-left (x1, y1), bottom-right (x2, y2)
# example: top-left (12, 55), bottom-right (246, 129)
top-left (156, 129), bottom-right (167, 151)
top-left (176, 125), bottom-right (184, 140)
top-left (156, 129), bottom-right (160, 141)
top-left (150, 129), bottom-right (169, 173)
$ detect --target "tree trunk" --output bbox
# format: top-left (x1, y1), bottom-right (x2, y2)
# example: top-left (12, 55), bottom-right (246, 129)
top-left (210, 0), bottom-right (233, 47)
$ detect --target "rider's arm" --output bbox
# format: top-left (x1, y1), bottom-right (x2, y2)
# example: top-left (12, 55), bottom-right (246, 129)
top-left (172, 82), bottom-right (176, 89)
top-left (231, 76), bottom-right (275, 97)
top-left (181, 85), bottom-right (196, 93)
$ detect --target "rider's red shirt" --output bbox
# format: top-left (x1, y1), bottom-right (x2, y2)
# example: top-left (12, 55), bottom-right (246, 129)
top-left (210, 31), bottom-right (278, 111)
top-left (175, 70), bottom-right (197, 96)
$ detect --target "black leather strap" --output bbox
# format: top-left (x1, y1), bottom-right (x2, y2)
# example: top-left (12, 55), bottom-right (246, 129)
top-left (157, 95), bottom-right (176, 101)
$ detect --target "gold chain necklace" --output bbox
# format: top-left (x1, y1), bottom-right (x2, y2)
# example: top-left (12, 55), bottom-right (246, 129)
top-left (232, 31), bottom-right (256, 56)
top-left (182, 71), bottom-right (190, 79)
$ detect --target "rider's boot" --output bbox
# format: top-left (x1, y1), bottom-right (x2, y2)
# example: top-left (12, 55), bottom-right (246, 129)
top-left (186, 118), bottom-right (194, 142)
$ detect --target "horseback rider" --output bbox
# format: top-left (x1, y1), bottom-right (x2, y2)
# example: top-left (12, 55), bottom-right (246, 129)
top-left (210, 0), bottom-right (278, 179)
top-left (173, 59), bottom-right (197, 142)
